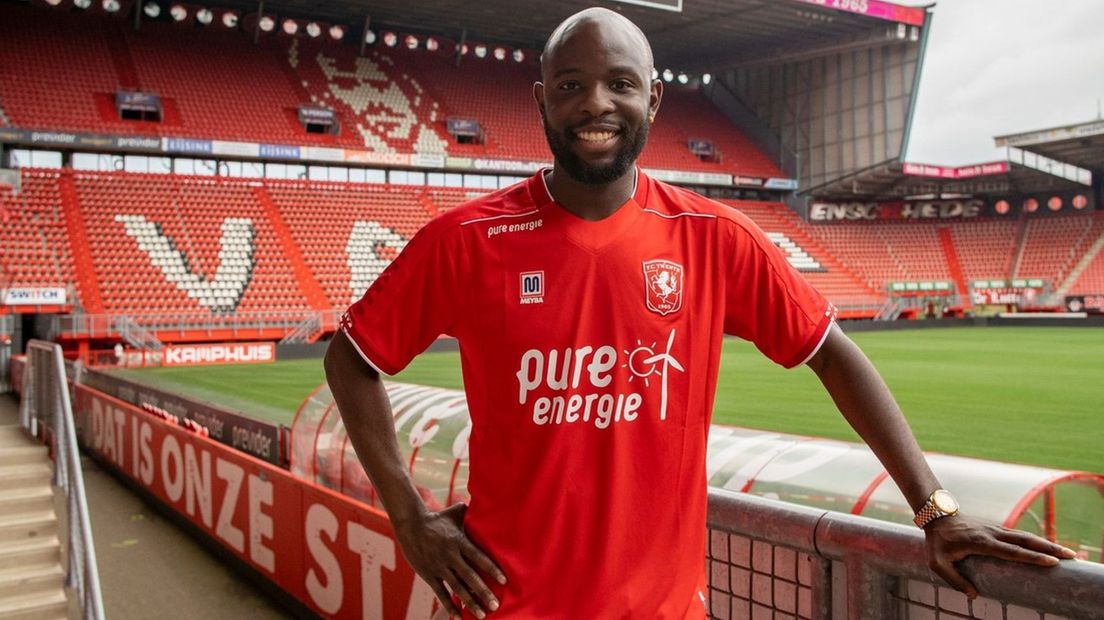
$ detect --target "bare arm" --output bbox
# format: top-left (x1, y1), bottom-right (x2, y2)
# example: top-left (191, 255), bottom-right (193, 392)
top-left (806, 324), bottom-right (1074, 598)
top-left (324, 332), bottom-right (505, 618)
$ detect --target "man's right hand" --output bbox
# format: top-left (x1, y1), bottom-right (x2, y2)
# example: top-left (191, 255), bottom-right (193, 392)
top-left (394, 503), bottom-right (507, 619)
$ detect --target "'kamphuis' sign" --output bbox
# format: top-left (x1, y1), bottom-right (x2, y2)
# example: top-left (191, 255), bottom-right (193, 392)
top-left (162, 342), bottom-right (275, 367)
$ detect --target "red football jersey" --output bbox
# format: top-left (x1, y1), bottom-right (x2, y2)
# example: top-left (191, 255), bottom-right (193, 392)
top-left (342, 170), bottom-right (834, 618)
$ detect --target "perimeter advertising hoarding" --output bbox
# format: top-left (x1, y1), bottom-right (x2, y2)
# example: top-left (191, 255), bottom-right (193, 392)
top-left (811, 191), bottom-right (1095, 222)
top-left (792, 0), bottom-right (926, 26)
top-left (73, 385), bottom-right (436, 620)
top-left (161, 342), bottom-right (276, 367)
top-left (1065, 295), bottom-right (1104, 314)
top-left (80, 368), bottom-right (282, 466)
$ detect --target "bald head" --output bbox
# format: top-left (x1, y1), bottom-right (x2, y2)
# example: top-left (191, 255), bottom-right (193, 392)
top-left (541, 8), bottom-right (653, 81)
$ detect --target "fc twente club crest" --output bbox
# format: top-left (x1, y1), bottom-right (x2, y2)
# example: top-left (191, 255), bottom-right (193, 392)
top-left (643, 259), bottom-right (684, 316)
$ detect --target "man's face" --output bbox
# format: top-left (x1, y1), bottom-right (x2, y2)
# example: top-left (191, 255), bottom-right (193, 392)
top-left (535, 21), bottom-right (661, 185)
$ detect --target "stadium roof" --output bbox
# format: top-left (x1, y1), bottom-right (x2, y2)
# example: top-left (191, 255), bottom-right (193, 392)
top-left (807, 159), bottom-right (1092, 200)
top-left (994, 119), bottom-right (1104, 173)
top-left (216, 0), bottom-right (929, 72)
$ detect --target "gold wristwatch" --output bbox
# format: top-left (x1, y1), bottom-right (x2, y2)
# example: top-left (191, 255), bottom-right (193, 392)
top-left (913, 489), bottom-right (959, 528)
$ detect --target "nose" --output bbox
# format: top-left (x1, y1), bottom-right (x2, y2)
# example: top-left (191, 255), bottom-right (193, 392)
top-left (579, 83), bottom-right (616, 118)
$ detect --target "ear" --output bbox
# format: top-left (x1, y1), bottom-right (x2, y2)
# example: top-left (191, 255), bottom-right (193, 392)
top-left (533, 81), bottom-right (547, 123)
top-left (649, 79), bottom-right (663, 122)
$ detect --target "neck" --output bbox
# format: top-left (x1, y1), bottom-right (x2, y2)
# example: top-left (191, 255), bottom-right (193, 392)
top-left (545, 165), bottom-right (636, 222)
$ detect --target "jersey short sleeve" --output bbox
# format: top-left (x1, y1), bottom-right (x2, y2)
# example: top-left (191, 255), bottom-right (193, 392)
top-left (340, 218), bottom-right (463, 376)
top-left (722, 214), bottom-right (836, 368)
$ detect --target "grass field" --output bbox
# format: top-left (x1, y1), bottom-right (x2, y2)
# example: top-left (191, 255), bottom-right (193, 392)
top-left (113, 327), bottom-right (1104, 473)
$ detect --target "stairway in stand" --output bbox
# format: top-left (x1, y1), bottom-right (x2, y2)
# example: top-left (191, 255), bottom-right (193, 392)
top-left (938, 226), bottom-right (971, 309)
top-left (253, 186), bottom-right (330, 311)
top-left (58, 170), bottom-right (104, 313)
top-left (0, 424), bottom-right (66, 620)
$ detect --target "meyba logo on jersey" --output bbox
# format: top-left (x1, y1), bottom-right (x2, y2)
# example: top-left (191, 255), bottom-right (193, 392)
top-left (643, 259), bottom-right (683, 316)
top-left (519, 271), bottom-right (544, 304)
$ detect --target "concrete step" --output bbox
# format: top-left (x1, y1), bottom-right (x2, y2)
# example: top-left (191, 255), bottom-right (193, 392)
top-left (0, 427), bottom-right (32, 448)
top-left (0, 588), bottom-right (68, 620)
top-left (0, 463), bottom-right (52, 492)
top-left (0, 446), bottom-right (48, 468)
top-left (0, 536), bottom-right (60, 572)
top-left (0, 511), bottom-right (58, 544)
top-left (0, 488), bottom-right (53, 517)
top-left (0, 563), bottom-right (64, 600)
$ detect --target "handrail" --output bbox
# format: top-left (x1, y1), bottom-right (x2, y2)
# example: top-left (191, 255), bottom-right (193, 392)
top-left (706, 489), bottom-right (1104, 619)
top-left (20, 341), bottom-right (105, 620)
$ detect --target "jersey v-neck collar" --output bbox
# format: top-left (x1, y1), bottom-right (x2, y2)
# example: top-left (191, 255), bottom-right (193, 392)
top-left (528, 167), bottom-right (649, 254)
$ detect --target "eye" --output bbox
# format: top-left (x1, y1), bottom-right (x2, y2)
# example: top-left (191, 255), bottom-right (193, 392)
top-left (610, 79), bottom-right (634, 91)
top-left (557, 81), bottom-right (580, 91)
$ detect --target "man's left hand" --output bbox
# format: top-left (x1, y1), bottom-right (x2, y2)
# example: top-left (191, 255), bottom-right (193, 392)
top-left (924, 515), bottom-right (1077, 599)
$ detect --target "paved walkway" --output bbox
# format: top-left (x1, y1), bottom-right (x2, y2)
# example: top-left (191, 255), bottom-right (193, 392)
top-left (1, 395), bottom-right (292, 619)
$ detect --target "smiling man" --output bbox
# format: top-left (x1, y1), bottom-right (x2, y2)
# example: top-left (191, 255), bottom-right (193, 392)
top-left (324, 7), bottom-right (1074, 620)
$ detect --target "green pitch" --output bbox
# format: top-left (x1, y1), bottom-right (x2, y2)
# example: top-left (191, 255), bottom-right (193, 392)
top-left (113, 327), bottom-right (1104, 473)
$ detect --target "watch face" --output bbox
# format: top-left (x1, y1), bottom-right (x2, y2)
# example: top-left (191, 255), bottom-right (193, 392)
top-left (932, 490), bottom-right (959, 513)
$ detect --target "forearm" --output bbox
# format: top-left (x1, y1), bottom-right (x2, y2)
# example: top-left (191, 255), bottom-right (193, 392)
top-left (807, 326), bottom-right (938, 511)
top-left (324, 332), bottom-right (428, 528)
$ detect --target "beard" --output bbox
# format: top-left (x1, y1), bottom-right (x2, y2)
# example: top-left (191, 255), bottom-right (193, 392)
top-left (543, 117), bottom-right (649, 185)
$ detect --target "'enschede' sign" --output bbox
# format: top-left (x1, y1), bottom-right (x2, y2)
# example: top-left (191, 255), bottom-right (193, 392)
top-left (163, 342), bottom-right (276, 367)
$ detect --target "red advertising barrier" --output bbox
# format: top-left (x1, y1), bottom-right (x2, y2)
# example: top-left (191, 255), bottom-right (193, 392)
top-left (162, 342), bottom-right (276, 367)
top-left (72, 384), bottom-right (440, 619)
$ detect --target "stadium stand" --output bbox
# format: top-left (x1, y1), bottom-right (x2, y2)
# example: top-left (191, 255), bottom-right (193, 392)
top-left (719, 200), bottom-right (882, 310)
top-left (71, 171), bottom-right (312, 315)
top-left (0, 168), bottom-right (74, 296)
top-left (264, 179), bottom-right (430, 306)
top-left (1014, 213), bottom-right (1104, 287)
top-left (802, 221), bottom-right (952, 291)
top-left (948, 219), bottom-right (1019, 284)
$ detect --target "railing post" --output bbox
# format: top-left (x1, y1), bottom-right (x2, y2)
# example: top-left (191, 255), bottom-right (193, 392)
top-left (844, 558), bottom-right (896, 620)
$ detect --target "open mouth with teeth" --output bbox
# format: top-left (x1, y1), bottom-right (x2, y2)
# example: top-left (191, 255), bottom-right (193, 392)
top-left (575, 129), bottom-right (619, 142)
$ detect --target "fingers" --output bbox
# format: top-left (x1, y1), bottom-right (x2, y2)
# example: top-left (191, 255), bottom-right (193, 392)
top-left (980, 539), bottom-right (1062, 566)
top-left (930, 558), bottom-right (978, 600)
top-left (461, 538), bottom-right (508, 586)
top-left (995, 528), bottom-right (1077, 560)
top-left (428, 579), bottom-right (462, 619)
top-left (444, 567), bottom-right (495, 619)
top-left (451, 554), bottom-right (500, 616)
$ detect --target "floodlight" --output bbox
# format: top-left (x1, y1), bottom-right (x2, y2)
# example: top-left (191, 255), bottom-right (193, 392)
top-left (677, 73), bottom-right (688, 84)
top-left (101, 0), bottom-right (120, 11)
top-left (425, 37), bottom-right (439, 51)
top-left (73, 0), bottom-right (92, 9)
top-left (363, 29), bottom-right (376, 44)
top-left (474, 44), bottom-right (487, 58)
top-left (222, 12), bottom-right (239, 28)
top-left (196, 8), bottom-right (213, 25)
top-left (306, 22), bottom-right (321, 38)
top-left (1048, 196), bottom-right (1063, 211)
top-left (490, 47), bottom-right (504, 61)
top-left (702, 73), bottom-right (711, 85)
top-left (169, 3), bottom-right (186, 21)
top-left (44, 0), bottom-right (63, 6)
top-left (1073, 194), bottom-right (1089, 209)
top-left (328, 25), bottom-right (344, 40)
top-left (142, 1), bottom-right (159, 17)
top-left (460, 43), bottom-right (469, 55)
top-left (512, 49), bottom-right (524, 63)
top-left (651, 68), bottom-right (658, 80)
top-left (282, 19), bottom-right (298, 35)
top-left (383, 31), bottom-right (397, 47)
top-left (662, 69), bottom-right (673, 82)
top-left (404, 35), bottom-right (418, 49)
top-left (259, 15), bottom-right (275, 32)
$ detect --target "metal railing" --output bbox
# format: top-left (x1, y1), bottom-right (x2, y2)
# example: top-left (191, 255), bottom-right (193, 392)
top-left (706, 490), bottom-right (1103, 619)
top-left (50, 310), bottom-right (323, 340)
top-left (18, 341), bottom-right (105, 620)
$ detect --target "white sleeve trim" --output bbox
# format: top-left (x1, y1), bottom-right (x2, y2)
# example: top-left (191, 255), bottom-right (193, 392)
top-left (796, 319), bottom-right (835, 368)
top-left (341, 325), bottom-right (393, 377)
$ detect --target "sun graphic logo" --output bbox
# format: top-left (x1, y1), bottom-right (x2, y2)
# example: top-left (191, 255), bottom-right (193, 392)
top-left (620, 328), bottom-right (684, 420)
